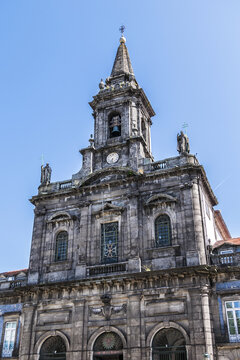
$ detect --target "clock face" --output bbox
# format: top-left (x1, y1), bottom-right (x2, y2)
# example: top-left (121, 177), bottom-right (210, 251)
top-left (107, 152), bottom-right (119, 164)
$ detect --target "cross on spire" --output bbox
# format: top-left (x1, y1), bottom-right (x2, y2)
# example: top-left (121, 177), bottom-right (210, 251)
top-left (182, 122), bottom-right (189, 134)
top-left (119, 25), bottom-right (125, 35)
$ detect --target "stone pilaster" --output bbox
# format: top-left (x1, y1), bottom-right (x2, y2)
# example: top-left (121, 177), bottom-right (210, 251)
top-left (127, 294), bottom-right (142, 359)
top-left (191, 180), bottom-right (207, 265)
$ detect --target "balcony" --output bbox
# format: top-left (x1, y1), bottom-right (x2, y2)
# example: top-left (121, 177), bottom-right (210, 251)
top-left (0, 278), bottom-right (27, 291)
top-left (87, 262), bottom-right (127, 276)
top-left (211, 253), bottom-right (240, 266)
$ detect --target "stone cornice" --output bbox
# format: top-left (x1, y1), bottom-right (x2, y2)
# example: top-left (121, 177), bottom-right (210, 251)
top-left (1, 265), bottom-right (240, 302)
top-left (89, 86), bottom-right (155, 117)
top-left (30, 162), bottom-right (217, 207)
top-left (86, 136), bottom-right (153, 160)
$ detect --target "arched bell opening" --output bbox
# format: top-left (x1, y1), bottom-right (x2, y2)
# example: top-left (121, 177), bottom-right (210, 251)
top-left (93, 332), bottom-right (123, 360)
top-left (109, 113), bottom-right (121, 138)
top-left (39, 336), bottom-right (66, 360)
top-left (152, 328), bottom-right (187, 360)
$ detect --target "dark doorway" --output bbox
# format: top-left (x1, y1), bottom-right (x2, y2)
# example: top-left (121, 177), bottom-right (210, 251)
top-left (152, 328), bottom-right (187, 360)
top-left (94, 356), bottom-right (123, 360)
top-left (39, 336), bottom-right (66, 360)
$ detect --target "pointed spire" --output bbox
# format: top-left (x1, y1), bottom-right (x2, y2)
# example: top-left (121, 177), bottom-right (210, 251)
top-left (110, 35), bottom-right (134, 78)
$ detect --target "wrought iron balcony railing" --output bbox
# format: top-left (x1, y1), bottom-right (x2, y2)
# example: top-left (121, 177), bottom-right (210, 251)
top-left (211, 253), bottom-right (240, 266)
top-left (87, 262), bottom-right (127, 276)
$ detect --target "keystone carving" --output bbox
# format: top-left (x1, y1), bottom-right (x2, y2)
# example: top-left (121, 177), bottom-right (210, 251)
top-left (89, 294), bottom-right (127, 320)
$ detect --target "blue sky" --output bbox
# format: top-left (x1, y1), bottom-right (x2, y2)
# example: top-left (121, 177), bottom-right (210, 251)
top-left (0, 0), bottom-right (239, 272)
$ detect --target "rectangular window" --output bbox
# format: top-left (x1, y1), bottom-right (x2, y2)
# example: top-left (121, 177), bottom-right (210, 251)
top-left (55, 231), bottom-right (68, 262)
top-left (225, 301), bottom-right (240, 342)
top-left (2, 321), bottom-right (17, 357)
top-left (101, 222), bottom-right (118, 264)
top-left (220, 250), bottom-right (233, 264)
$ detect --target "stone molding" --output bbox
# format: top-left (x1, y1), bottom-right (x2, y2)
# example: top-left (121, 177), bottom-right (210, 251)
top-left (33, 329), bottom-right (70, 354)
top-left (145, 193), bottom-right (177, 207)
top-left (146, 321), bottom-right (190, 348)
top-left (87, 325), bottom-right (127, 351)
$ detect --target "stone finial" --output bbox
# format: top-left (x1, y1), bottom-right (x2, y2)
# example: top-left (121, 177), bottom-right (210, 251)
top-left (89, 134), bottom-right (94, 147)
top-left (99, 79), bottom-right (105, 90)
top-left (120, 35), bottom-right (126, 44)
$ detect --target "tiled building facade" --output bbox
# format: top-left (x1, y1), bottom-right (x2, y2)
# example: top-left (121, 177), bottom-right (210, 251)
top-left (0, 34), bottom-right (240, 360)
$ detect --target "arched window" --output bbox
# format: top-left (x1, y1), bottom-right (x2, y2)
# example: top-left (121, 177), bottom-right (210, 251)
top-left (93, 332), bottom-right (123, 360)
top-left (109, 113), bottom-right (121, 138)
top-left (152, 328), bottom-right (187, 360)
top-left (155, 215), bottom-right (172, 247)
top-left (40, 336), bottom-right (66, 360)
top-left (55, 231), bottom-right (68, 262)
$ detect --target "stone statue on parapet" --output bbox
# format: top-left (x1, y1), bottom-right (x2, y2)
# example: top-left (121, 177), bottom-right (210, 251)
top-left (40, 163), bottom-right (52, 185)
top-left (177, 131), bottom-right (190, 155)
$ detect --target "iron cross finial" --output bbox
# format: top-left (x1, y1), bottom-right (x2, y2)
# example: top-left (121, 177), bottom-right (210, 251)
top-left (119, 25), bottom-right (125, 35)
top-left (182, 122), bottom-right (189, 134)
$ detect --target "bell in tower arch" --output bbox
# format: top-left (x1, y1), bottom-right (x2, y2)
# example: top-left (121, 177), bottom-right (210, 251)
top-left (109, 114), bottom-right (121, 138)
top-left (112, 125), bottom-right (121, 137)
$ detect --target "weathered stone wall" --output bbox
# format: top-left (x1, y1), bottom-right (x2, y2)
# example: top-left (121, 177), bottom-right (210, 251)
top-left (15, 270), bottom-right (215, 360)
top-left (29, 163), bottom-right (213, 284)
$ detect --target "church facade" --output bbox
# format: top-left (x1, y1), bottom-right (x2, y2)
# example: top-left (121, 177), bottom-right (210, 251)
top-left (0, 34), bottom-right (240, 360)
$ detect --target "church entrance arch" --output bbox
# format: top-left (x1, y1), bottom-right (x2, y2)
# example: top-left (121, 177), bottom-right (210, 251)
top-left (93, 332), bottom-right (123, 360)
top-left (152, 328), bottom-right (187, 360)
top-left (39, 336), bottom-right (66, 360)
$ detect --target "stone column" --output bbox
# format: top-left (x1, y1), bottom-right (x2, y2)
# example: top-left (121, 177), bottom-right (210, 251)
top-left (191, 180), bottom-right (207, 265)
top-left (201, 286), bottom-right (215, 360)
top-left (71, 300), bottom-right (86, 360)
top-left (75, 205), bottom-right (89, 276)
top-left (127, 196), bottom-right (141, 272)
top-left (28, 209), bottom-right (46, 284)
top-left (188, 289), bottom-right (208, 360)
top-left (19, 304), bottom-right (37, 360)
top-left (127, 295), bottom-right (142, 359)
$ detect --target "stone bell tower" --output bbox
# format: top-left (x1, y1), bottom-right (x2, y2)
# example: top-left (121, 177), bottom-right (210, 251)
top-left (73, 34), bottom-right (155, 179)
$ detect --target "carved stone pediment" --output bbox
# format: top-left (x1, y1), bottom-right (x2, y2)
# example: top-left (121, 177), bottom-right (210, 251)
top-left (93, 203), bottom-right (124, 218)
top-left (145, 193), bottom-right (177, 208)
top-left (80, 167), bottom-right (138, 187)
top-left (47, 212), bottom-right (76, 229)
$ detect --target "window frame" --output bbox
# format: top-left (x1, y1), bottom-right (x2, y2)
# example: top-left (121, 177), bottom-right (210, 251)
top-left (154, 214), bottom-right (172, 248)
top-left (101, 221), bottom-right (119, 264)
top-left (220, 249), bottom-right (233, 264)
top-left (225, 300), bottom-right (240, 342)
top-left (1, 315), bottom-right (19, 358)
top-left (55, 231), bottom-right (68, 262)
